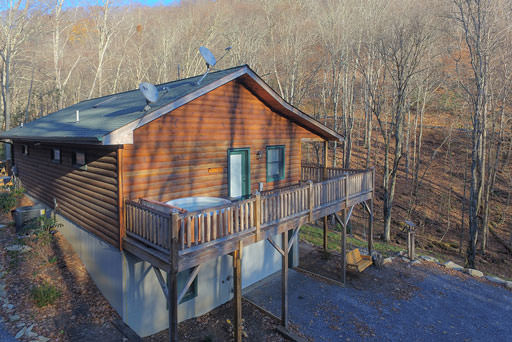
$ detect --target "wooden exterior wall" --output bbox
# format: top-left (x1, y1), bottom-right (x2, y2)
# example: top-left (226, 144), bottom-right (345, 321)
top-left (13, 143), bottom-right (120, 246)
top-left (123, 80), bottom-right (319, 201)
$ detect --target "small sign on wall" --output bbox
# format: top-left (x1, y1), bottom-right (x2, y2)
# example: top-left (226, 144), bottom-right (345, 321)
top-left (208, 167), bottom-right (224, 174)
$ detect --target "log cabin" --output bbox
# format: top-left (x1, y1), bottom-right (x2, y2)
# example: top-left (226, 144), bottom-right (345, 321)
top-left (0, 65), bottom-right (374, 340)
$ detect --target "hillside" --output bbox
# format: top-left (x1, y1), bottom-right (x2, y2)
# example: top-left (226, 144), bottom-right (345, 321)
top-left (344, 127), bottom-right (511, 280)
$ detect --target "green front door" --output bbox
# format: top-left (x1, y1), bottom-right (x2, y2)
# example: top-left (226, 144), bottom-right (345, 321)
top-left (228, 148), bottom-right (250, 198)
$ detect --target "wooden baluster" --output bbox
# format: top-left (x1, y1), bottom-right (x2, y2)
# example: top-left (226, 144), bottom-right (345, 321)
top-left (155, 215), bottom-right (159, 246)
top-left (245, 202), bottom-right (249, 230)
top-left (186, 216), bottom-right (192, 247)
top-left (206, 212), bottom-right (211, 242)
top-left (199, 215), bottom-right (204, 245)
top-left (218, 210), bottom-right (224, 237)
top-left (308, 181), bottom-right (314, 222)
top-left (255, 193), bottom-right (261, 241)
top-left (212, 211), bottom-right (218, 240)
top-left (234, 205), bottom-right (240, 233)
top-left (194, 216), bottom-right (199, 246)
top-left (224, 209), bottom-right (229, 236)
top-left (229, 207), bottom-right (234, 234)
top-left (281, 193), bottom-right (285, 218)
top-left (242, 203), bottom-right (247, 231)
top-left (182, 217), bottom-right (186, 250)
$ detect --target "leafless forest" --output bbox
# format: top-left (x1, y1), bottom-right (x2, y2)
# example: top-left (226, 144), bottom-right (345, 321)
top-left (1, 0), bottom-right (511, 272)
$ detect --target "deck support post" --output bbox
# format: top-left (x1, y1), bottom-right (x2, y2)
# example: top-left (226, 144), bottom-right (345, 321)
top-left (323, 216), bottom-right (328, 251)
top-left (168, 212), bottom-right (179, 342)
top-left (281, 229), bottom-right (289, 328)
top-left (233, 241), bottom-right (243, 342)
top-left (343, 175), bottom-right (349, 284)
top-left (308, 180), bottom-right (314, 222)
top-left (368, 199), bottom-right (374, 256)
top-left (341, 212), bottom-right (347, 285)
top-left (167, 270), bottom-right (178, 342)
top-left (323, 140), bottom-right (329, 180)
top-left (369, 167), bottom-right (375, 256)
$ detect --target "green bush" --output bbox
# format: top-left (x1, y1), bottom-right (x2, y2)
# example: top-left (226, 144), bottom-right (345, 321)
top-left (26, 215), bottom-right (62, 233)
top-left (30, 282), bottom-right (61, 307)
top-left (0, 186), bottom-right (24, 214)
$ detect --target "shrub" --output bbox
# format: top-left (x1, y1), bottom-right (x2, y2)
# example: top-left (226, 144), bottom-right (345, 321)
top-left (0, 186), bottom-right (24, 214)
top-left (26, 215), bottom-right (62, 233)
top-left (30, 282), bottom-right (61, 307)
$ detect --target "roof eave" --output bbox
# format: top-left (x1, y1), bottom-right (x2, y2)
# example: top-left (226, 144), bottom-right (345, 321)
top-left (240, 70), bottom-right (343, 142)
top-left (0, 136), bottom-right (103, 145)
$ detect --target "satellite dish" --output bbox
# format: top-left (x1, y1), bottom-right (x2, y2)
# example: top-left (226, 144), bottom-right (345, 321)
top-left (139, 82), bottom-right (159, 103)
top-left (199, 46), bottom-right (217, 67)
top-left (139, 82), bottom-right (159, 111)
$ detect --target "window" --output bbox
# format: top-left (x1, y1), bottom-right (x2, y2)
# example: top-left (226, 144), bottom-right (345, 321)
top-left (22, 144), bottom-right (28, 155)
top-left (51, 148), bottom-right (61, 163)
top-left (73, 151), bottom-right (86, 169)
top-left (177, 268), bottom-right (198, 303)
top-left (266, 145), bottom-right (285, 182)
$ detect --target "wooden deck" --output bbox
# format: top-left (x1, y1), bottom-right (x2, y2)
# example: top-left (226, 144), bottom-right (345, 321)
top-left (122, 165), bottom-right (374, 272)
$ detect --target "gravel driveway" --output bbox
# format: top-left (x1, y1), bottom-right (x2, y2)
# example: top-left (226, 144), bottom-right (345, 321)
top-left (0, 322), bottom-right (16, 342)
top-left (244, 263), bottom-right (512, 342)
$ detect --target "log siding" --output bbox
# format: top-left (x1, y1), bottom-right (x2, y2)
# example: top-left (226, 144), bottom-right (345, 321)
top-left (13, 143), bottom-right (120, 246)
top-left (123, 80), bottom-right (318, 201)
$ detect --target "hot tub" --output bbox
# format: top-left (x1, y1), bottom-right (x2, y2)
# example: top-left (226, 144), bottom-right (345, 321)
top-left (166, 197), bottom-right (231, 212)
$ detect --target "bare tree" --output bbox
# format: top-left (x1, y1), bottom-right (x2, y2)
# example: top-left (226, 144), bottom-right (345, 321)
top-left (375, 5), bottom-right (433, 241)
top-left (451, 0), bottom-right (508, 267)
top-left (0, 0), bottom-right (33, 131)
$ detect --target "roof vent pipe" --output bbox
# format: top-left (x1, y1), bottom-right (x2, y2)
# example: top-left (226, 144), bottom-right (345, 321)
top-left (76, 110), bottom-right (79, 123)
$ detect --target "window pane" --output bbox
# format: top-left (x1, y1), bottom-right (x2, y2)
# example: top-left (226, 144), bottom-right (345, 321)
top-left (269, 161), bottom-right (279, 177)
top-left (230, 153), bottom-right (242, 198)
top-left (268, 149), bottom-right (279, 162)
top-left (75, 152), bottom-right (85, 165)
top-left (267, 146), bottom-right (284, 181)
top-left (53, 149), bottom-right (60, 161)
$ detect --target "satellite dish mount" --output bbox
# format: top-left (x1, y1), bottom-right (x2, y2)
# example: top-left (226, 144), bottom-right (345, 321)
top-left (139, 82), bottom-right (159, 111)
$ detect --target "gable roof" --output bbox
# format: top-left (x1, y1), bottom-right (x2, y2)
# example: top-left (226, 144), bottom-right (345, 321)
top-left (0, 65), bottom-right (342, 145)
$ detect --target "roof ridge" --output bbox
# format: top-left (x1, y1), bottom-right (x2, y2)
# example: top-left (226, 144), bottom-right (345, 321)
top-left (79, 64), bottom-right (248, 104)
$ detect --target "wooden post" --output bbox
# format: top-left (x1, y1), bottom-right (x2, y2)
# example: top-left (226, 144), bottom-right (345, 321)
top-left (168, 212), bottom-right (179, 342)
top-left (407, 231), bottom-right (412, 259)
top-left (368, 168), bottom-right (375, 256)
top-left (233, 241), bottom-right (243, 342)
top-left (255, 192), bottom-right (261, 242)
top-left (408, 230), bottom-right (416, 260)
top-left (341, 212), bottom-right (347, 285)
top-left (323, 140), bottom-right (329, 180)
top-left (412, 232), bottom-right (416, 259)
top-left (342, 176), bottom-right (349, 285)
top-left (281, 229), bottom-right (288, 328)
top-left (308, 180), bottom-right (314, 222)
top-left (323, 216), bottom-right (328, 251)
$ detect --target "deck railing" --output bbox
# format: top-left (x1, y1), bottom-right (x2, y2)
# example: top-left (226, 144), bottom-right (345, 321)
top-left (300, 164), bottom-right (362, 182)
top-left (125, 166), bottom-right (374, 257)
top-left (125, 199), bottom-right (172, 253)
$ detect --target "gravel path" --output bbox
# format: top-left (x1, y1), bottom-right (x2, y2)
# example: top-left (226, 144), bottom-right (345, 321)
top-left (244, 265), bottom-right (512, 342)
top-left (0, 322), bottom-right (16, 342)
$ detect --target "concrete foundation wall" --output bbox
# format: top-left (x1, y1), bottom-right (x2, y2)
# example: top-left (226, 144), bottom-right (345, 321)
top-left (56, 214), bottom-right (124, 314)
top-left (33, 197), bottom-right (299, 337)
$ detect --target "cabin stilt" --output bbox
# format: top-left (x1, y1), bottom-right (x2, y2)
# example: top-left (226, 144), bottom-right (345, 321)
top-left (233, 242), bottom-right (243, 342)
top-left (323, 216), bottom-right (328, 251)
top-left (281, 229), bottom-right (289, 328)
top-left (167, 270), bottom-right (178, 342)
